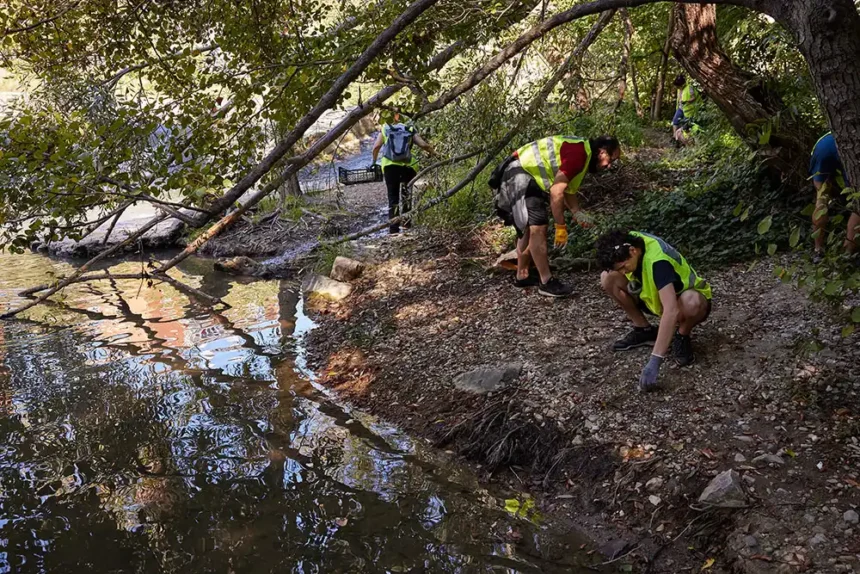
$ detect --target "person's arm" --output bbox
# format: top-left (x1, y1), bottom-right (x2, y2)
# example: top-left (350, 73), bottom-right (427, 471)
top-left (371, 133), bottom-right (384, 164)
top-left (549, 173), bottom-right (569, 247)
top-left (638, 284), bottom-right (678, 390)
top-left (564, 193), bottom-right (593, 227)
top-left (653, 284), bottom-right (679, 357)
top-left (413, 133), bottom-right (436, 156)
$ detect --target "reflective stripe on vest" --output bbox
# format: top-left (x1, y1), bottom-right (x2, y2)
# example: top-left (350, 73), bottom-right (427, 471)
top-left (625, 231), bottom-right (712, 316)
top-left (380, 124), bottom-right (417, 170)
top-left (515, 136), bottom-right (591, 193)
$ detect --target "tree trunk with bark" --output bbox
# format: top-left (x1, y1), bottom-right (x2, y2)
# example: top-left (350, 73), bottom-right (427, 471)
top-left (651, 7), bottom-right (674, 121)
top-left (670, 3), bottom-right (815, 184)
top-left (777, 0), bottom-right (860, 197)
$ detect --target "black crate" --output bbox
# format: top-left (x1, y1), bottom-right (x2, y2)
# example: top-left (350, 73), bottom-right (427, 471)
top-left (338, 165), bottom-right (383, 186)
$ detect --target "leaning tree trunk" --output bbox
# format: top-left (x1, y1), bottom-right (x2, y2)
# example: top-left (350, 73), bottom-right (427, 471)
top-left (671, 3), bottom-right (814, 184)
top-left (779, 0), bottom-right (860, 198)
top-left (651, 7), bottom-right (674, 121)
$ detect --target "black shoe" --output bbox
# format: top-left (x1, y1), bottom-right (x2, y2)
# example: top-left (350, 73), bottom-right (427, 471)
top-left (514, 269), bottom-right (540, 288)
top-left (672, 331), bottom-right (695, 366)
top-left (538, 277), bottom-right (573, 298)
top-left (613, 326), bottom-right (657, 351)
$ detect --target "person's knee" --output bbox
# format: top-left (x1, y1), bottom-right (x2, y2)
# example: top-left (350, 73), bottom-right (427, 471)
top-left (680, 291), bottom-right (707, 319)
top-left (600, 271), bottom-right (614, 293)
top-left (600, 270), bottom-right (625, 295)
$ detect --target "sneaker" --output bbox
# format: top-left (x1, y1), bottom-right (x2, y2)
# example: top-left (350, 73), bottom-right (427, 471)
top-left (538, 277), bottom-right (573, 298)
top-left (812, 251), bottom-right (823, 264)
top-left (513, 269), bottom-right (540, 288)
top-left (613, 326), bottom-right (657, 351)
top-left (672, 331), bottom-right (695, 366)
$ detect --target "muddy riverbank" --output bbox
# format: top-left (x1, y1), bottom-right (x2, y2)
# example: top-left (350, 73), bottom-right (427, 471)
top-left (303, 226), bottom-right (860, 573)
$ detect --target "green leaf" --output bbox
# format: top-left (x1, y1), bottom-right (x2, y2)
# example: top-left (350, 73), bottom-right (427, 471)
top-left (733, 202), bottom-right (744, 217)
top-left (767, 243), bottom-right (777, 256)
top-left (740, 206), bottom-right (751, 222)
top-left (852, 307), bottom-right (860, 323)
top-left (757, 215), bottom-right (773, 235)
top-left (789, 227), bottom-right (800, 248)
top-left (842, 325), bottom-right (855, 338)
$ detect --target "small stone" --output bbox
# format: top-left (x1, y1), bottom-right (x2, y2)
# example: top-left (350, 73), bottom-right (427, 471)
top-left (734, 435), bottom-right (755, 443)
top-left (744, 535), bottom-right (758, 548)
top-left (752, 453), bottom-right (785, 466)
top-left (734, 453), bottom-right (747, 463)
top-left (844, 509), bottom-right (860, 525)
top-left (698, 470), bottom-right (748, 508)
top-left (808, 533), bottom-right (827, 547)
top-left (648, 495), bottom-right (662, 506)
top-left (646, 477), bottom-right (664, 492)
top-left (572, 435), bottom-right (584, 446)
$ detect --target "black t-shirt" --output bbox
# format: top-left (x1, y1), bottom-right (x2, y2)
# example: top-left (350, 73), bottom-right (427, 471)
top-left (635, 259), bottom-right (682, 293)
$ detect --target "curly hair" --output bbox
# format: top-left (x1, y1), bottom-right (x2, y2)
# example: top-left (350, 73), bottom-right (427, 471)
top-left (595, 229), bottom-right (645, 270)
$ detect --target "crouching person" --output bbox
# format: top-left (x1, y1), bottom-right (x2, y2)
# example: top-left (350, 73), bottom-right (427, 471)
top-left (595, 230), bottom-right (712, 391)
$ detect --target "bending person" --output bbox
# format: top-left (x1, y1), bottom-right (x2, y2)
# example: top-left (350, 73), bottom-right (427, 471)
top-left (809, 131), bottom-right (859, 258)
top-left (596, 230), bottom-right (712, 391)
top-left (492, 135), bottom-right (620, 297)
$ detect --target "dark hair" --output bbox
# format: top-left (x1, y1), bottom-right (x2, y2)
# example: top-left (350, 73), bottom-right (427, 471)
top-left (595, 229), bottom-right (645, 270)
top-left (590, 135), bottom-right (620, 154)
top-left (673, 74), bottom-right (686, 88)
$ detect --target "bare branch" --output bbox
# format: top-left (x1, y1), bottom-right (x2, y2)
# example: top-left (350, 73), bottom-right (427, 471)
top-left (3, 1), bottom-right (82, 36)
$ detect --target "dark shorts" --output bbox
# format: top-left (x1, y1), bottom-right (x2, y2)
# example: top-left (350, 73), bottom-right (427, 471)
top-left (494, 158), bottom-right (549, 237)
top-left (672, 107), bottom-right (685, 127)
top-left (633, 289), bottom-right (712, 321)
top-left (809, 136), bottom-right (848, 186)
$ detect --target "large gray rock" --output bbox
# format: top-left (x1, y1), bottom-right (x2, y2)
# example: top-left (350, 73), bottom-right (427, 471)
top-left (698, 470), bottom-right (748, 508)
top-left (330, 256), bottom-right (365, 282)
top-left (302, 273), bottom-right (352, 301)
top-left (35, 216), bottom-right (185, 258)
top-left (453, 364), bottom-right (521, 394)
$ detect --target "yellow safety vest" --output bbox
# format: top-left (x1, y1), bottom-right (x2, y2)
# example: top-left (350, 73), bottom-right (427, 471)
top-left (677, 84), bottom-right (696, 114)
top-left (515, 136), bottom-right (591, 194)
top-left (626, 231), bottom-right (712, 316)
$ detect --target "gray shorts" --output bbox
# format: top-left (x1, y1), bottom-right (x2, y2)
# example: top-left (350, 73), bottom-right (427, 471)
top-left (495, 159), bottom-right (549, 236)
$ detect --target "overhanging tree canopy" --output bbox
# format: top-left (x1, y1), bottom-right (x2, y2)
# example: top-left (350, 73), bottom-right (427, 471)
top-left (1, 0), bottom-right (860, 318)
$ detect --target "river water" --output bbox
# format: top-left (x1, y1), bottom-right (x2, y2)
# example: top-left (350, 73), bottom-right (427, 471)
top-left (0, 252), bottom-right (601, 573)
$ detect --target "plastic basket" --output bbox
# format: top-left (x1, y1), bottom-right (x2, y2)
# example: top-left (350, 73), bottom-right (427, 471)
top-left (338, 165), bottom-right (383, 186)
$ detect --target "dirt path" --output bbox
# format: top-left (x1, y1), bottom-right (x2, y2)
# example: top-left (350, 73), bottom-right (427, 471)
top-left (304, 227), bottom-right (860, 573)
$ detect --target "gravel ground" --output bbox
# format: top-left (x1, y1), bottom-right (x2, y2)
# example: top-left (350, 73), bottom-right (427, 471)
top-left (305, 226), bottom-right (860, 573)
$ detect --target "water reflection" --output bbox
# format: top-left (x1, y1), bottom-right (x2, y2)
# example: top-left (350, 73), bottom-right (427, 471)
top-left (0, 253), bottom-right (599, 573)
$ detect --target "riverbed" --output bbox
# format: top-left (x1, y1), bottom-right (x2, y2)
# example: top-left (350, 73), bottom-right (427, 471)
top-left (0, 252), bottom-right (602, 573)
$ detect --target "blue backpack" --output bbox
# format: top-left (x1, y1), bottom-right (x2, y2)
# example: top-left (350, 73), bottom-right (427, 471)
top-left (382, 123), bottom-right (414, 163)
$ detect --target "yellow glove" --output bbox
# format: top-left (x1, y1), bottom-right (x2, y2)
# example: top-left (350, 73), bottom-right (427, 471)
top-left (554, 224), bottom-right (568, 248)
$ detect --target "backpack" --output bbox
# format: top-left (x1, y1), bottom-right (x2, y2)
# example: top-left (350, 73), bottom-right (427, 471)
top-left (382, 123), bottom-right (414, 163)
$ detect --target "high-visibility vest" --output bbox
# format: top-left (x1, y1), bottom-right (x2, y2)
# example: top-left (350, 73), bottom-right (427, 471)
top-left (515, 136), bottom-right (591, 194)
top-left (677, 84), bottom-right (696, 113)
top-left (626, 231), bottom-right (712, 316)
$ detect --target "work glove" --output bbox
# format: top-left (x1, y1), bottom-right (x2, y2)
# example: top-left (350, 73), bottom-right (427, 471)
top-left (638, 354), bottom-right (663, 392)
top-left (554, 224), bottom-right (568, 248)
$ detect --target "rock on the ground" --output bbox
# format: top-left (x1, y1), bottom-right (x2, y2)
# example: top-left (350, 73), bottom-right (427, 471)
top-left (752, 453), bottom-right (785, 466)
top-left (698, 470), bottom-right (748, 508)
top-left (646, 477), bottom-right (664, 492)
top-left (598, 538), bottom-right (631, 560)
top-left (453, 364), bottom-right (522, 394)
top-left (330, 256), bottom-right (365, 282)
top-left (302, 273), bottom-right (352, 301)
top-left (844, 509), bottom-right (859, 524)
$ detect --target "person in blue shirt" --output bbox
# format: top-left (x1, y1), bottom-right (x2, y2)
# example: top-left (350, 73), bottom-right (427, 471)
top-left (810, 132), bottom-right (859, 257)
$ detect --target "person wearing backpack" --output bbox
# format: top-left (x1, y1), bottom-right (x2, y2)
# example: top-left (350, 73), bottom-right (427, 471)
top-left (371, 114), bottom-right (436, 234)
top-left (490, 135), bottom-right (620, 297)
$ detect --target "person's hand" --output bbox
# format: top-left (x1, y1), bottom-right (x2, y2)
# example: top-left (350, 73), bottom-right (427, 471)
top-left (573, 211), bottom-right (594, 229)
top-left (554, 224), bottom-right (568, 248)
top-left (638, 354), bottom-right (663, 392)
